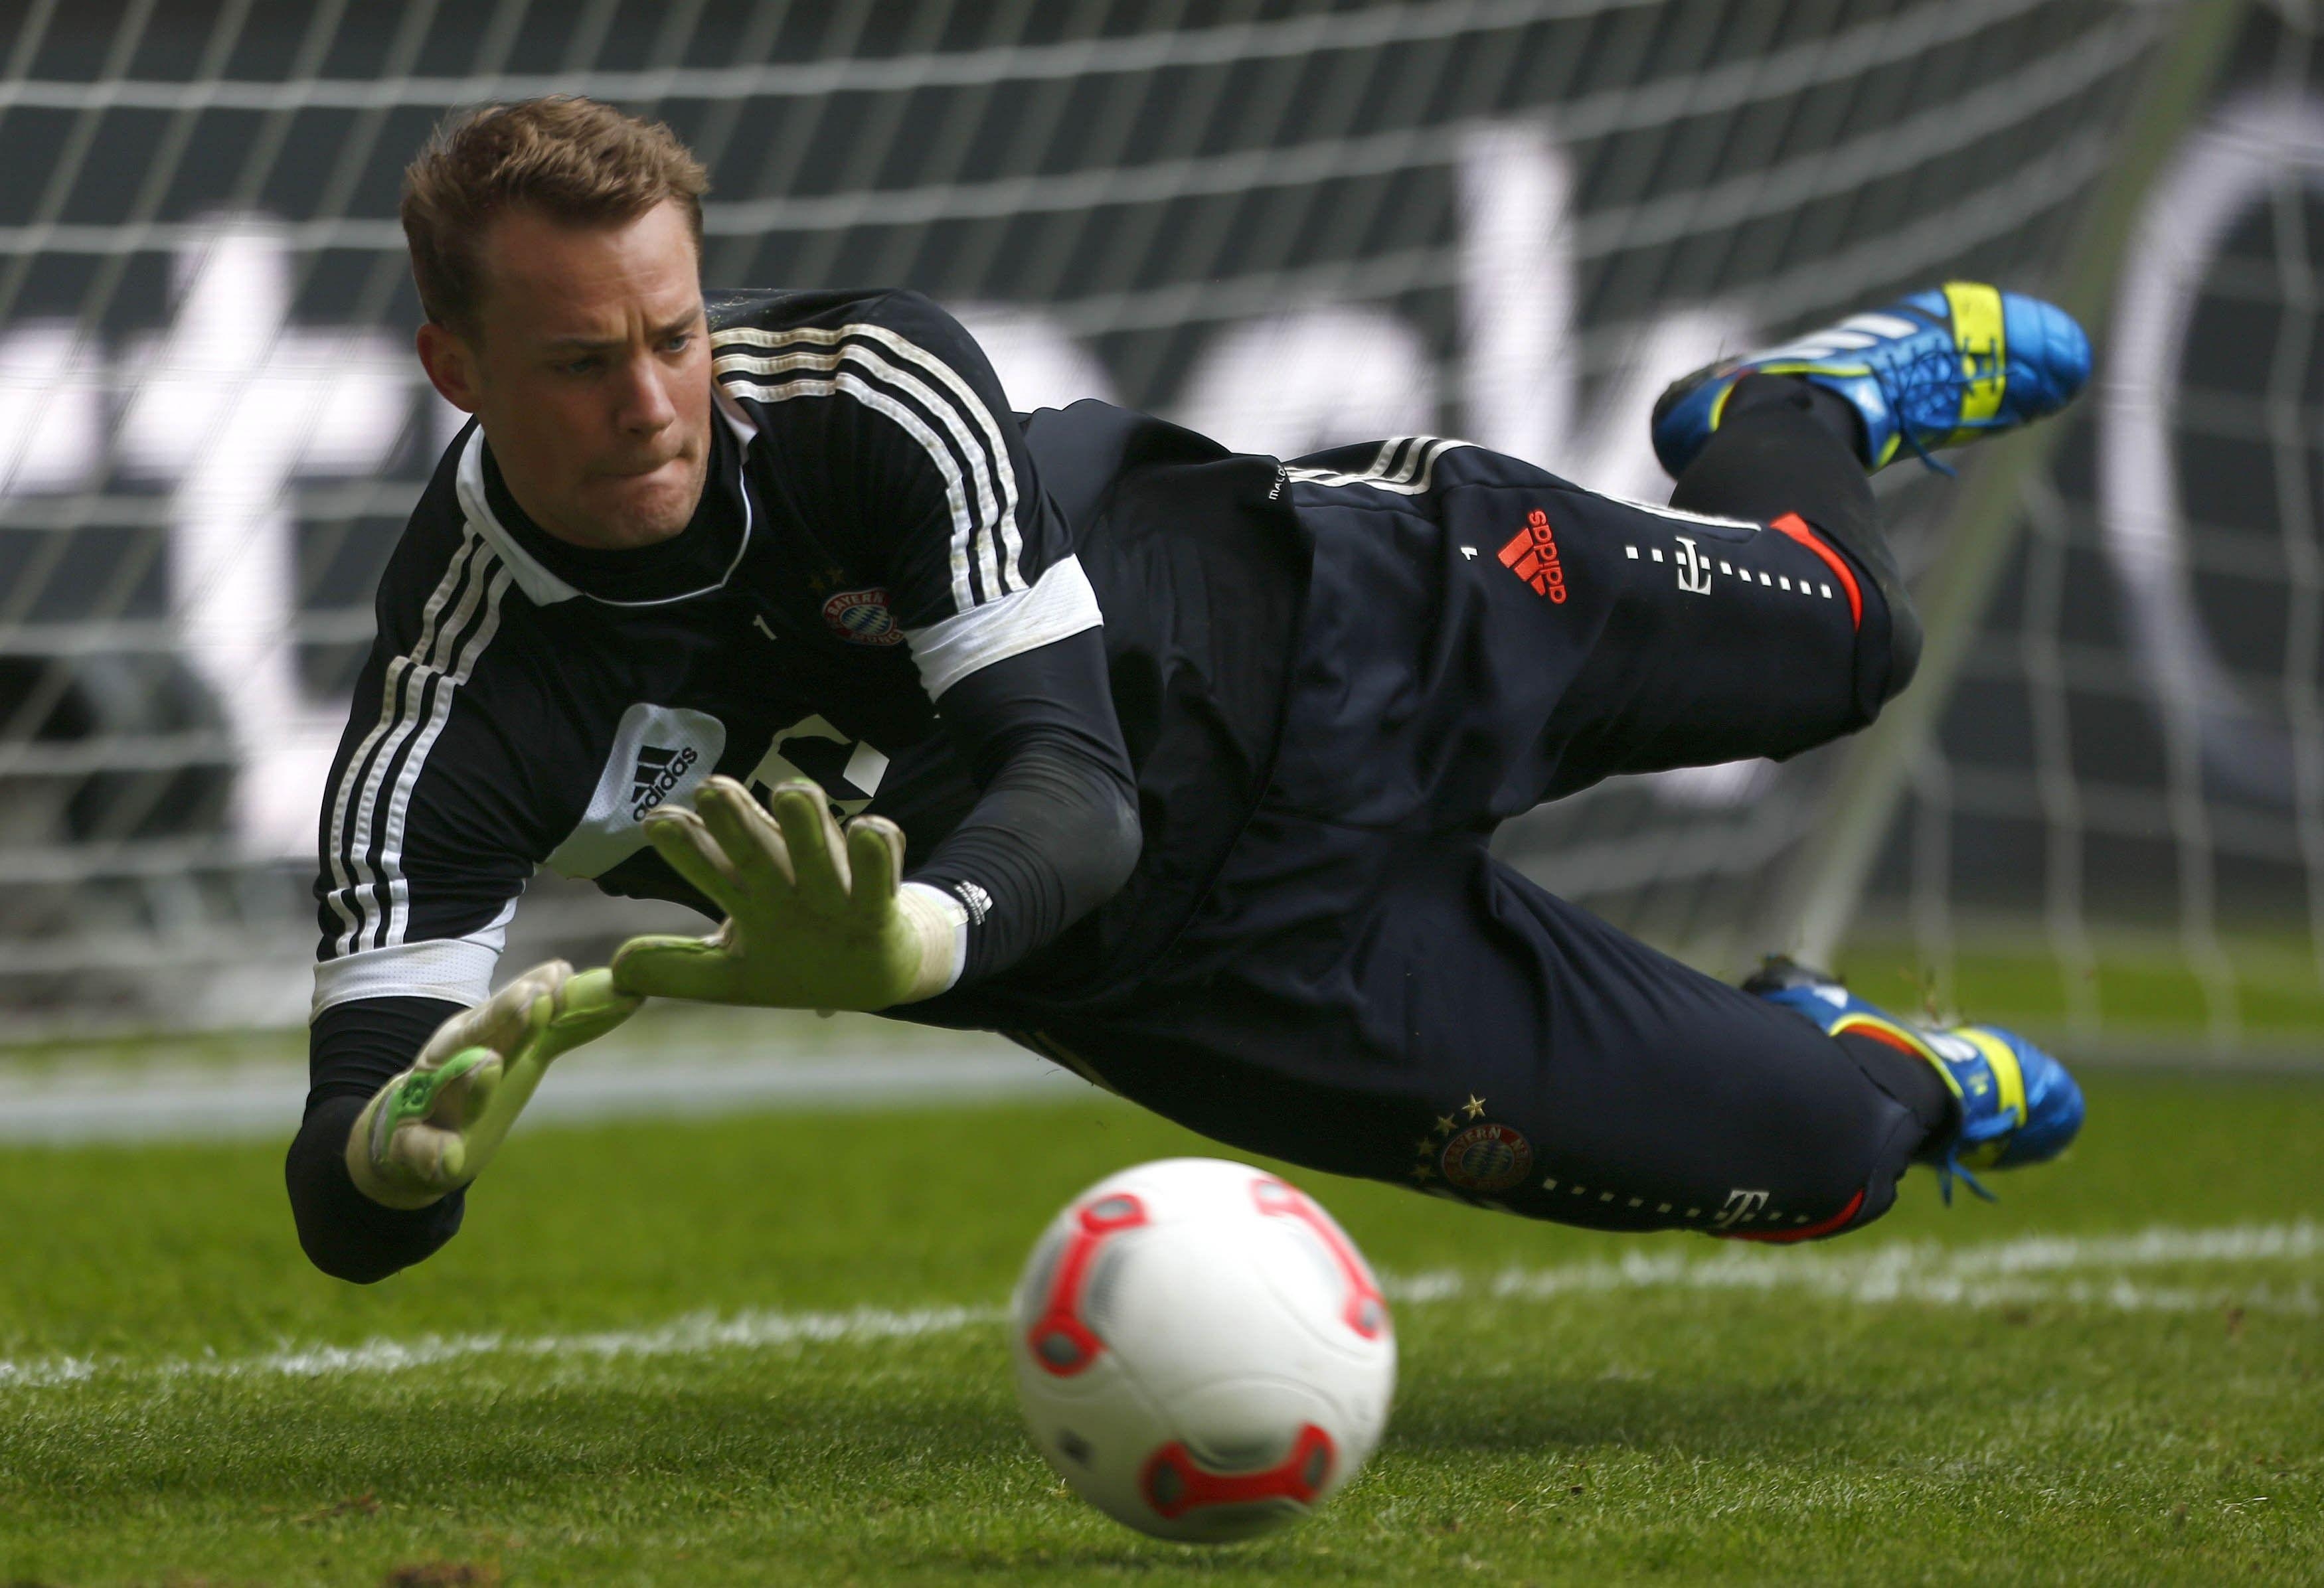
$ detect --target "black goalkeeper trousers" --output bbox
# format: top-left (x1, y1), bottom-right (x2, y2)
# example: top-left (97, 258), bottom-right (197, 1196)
top-left (1013, 398), bottom-right (1936, 1241)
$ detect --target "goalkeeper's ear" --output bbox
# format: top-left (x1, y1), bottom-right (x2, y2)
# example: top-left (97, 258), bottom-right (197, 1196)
top-left (414, 317), bottom-right (480, 414)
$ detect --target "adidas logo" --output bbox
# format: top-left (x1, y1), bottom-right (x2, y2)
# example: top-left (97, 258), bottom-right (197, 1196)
top-left (630, 743), bottom-right (699, 820)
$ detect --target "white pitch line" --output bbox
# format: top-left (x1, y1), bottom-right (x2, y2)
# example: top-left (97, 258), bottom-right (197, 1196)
top-left (0, 1046), bottom-right (1087, 1143)
top-left (2, 1221), bottom-right (2314, 1395)
top-left (1452, 1218), bottom-right (2324, 1306)
top-left (0, 1303), bottom-right (1007, 1391)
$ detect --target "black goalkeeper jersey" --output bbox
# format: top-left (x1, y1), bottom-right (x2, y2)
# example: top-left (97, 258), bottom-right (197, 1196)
top-left (312, 287), bottom-right (1306, 1032)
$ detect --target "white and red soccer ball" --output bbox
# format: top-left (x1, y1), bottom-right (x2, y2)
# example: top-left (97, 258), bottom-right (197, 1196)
top-left (1008, 1157), bottom-right (1397, 1542)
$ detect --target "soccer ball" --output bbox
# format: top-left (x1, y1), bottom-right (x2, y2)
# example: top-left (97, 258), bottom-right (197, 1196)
top-left (1008, 1157), bottom-right (1396, 1542)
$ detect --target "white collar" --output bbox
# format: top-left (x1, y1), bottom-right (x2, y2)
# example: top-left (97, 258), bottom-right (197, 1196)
top-left (454, 398), bottom-right (758, 608)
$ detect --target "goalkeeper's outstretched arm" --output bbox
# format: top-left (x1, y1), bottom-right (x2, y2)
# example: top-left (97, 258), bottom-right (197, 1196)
top-left (614, 629), bottom-right (1141, 1012)
top-left (286, 963), bottom-right (637, 1283)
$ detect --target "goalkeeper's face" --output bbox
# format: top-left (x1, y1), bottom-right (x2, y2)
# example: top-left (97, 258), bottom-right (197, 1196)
top-left (420, 199), bottom-right (712, 551)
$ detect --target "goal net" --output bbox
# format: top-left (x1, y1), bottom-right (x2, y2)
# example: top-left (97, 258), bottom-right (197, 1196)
top-left (1844, 1), bottom-right (2324, 1058)
top-left (0, 0), bottom-right (2260, 1045)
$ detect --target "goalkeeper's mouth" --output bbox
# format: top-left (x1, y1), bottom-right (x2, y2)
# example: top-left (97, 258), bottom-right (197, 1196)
top-left (593, 451), bottom-right (703, 502)
top-left (602, 452), bottom-right (689, 483)
top-left (577, 452), bottom-right (708, 542)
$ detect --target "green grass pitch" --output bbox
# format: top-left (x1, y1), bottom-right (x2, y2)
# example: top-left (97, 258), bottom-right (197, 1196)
top-left (1, 1069), bottom-right (2319, 1586)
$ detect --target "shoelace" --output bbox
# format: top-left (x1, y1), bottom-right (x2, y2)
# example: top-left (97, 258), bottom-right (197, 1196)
top-left (1750, 973), bottom-right (2019, 1206)
top-left (1933, 1022), bottom-right (2027, 1206)
top-left (1933, 1147), bottom-right (1998, 1207)
top-left (1868, 338), bottom-right (2015, 477)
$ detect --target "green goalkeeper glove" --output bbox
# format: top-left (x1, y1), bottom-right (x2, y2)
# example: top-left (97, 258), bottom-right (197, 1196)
top-left (345, 960), bottom-right (640, 1210)
top-left (610, 774), bottom-right (964, 1012)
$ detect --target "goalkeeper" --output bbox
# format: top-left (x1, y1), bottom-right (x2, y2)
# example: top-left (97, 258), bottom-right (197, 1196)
top-left (290, 96), bottom-right (2088, 1281)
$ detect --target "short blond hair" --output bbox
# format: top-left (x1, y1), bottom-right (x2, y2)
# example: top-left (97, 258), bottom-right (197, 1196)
top-left (400, 96), bottom-right (708, 335)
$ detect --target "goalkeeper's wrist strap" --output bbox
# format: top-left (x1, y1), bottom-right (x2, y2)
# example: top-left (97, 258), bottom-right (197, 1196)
top-left (896, 880), bottom-right (970, 998)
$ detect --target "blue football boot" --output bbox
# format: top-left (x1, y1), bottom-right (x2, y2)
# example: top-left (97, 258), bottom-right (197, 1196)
top-left (1653, 281), bottom-right (2091, 477)
top-left (1742, 957), bottom-right (2086, 1204)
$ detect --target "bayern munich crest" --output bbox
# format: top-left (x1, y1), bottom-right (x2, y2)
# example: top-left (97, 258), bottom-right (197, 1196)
top-left (1411, 1094), bottom-right (1535, 1196)
top-left (1438, 1121), bottom-right (1533, 1194)
top-left (821, 587), bottom-right (904, 647)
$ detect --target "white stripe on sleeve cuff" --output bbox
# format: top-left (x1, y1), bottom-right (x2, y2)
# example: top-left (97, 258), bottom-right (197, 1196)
top-left (311, 934), bottom-right (503, 1020)
top-left (903, 554), bottom-right (1102, 700)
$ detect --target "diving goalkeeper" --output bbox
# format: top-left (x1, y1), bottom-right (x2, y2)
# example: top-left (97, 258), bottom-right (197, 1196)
top-left (289, 97), bottom-right (2088, 1281)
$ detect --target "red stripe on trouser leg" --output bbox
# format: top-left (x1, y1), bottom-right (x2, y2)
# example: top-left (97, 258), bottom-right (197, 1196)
top-left (1721, 1186), bottom-right (1867, 1243)
top-left (1843, 1022), bottom-right (1926, 1058)
top-left (1770, 512), bottom-right (1862, 630)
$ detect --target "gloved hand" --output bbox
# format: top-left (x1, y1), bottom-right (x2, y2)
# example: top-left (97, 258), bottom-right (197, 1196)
top-left (345, 959), bottom-right (639, 1210)
top-left (610, 775), bottom-right (963, 1012)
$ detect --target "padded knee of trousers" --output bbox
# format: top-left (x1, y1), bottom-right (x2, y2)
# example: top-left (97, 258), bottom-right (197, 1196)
top-left (1881, 590), bottom-right (1923, 704)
